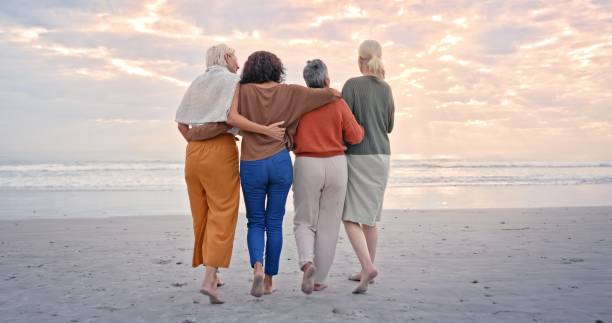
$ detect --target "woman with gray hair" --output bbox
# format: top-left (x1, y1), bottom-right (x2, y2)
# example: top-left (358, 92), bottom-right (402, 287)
top-left (292, 59), bottom-right (364, 294)
top-left (176, 44), bottom-right (284, 304)
top-left (342, 40), bottom-right (394, 294)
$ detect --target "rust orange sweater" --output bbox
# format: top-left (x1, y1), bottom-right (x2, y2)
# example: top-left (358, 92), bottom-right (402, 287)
top-left (293, 99), bottom-right (364, 157)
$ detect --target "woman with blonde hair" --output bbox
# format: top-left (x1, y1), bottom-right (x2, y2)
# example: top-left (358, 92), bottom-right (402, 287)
top-left (176, 44), bottom-right (284, 304)
top-left (341, 40), bottom-right (395, 294)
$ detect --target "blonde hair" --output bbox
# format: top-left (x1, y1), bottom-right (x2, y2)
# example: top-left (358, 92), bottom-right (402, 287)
top-left (205, 43), bottom-right (235, 68)
top-left (358, 40), bottom-right (385, 79)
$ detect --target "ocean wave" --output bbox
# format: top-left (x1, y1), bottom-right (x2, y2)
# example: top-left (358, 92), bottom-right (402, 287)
top-left (387, 175), bottom-right (612, 187)
top-left (1, 160), bottom-right (611, 190)
top-left (2, 161), bottom-right (611, 173)
top-left (0, 162), bottom-right (183, 172)
top-left (390, 160), bottom-right (612, 169)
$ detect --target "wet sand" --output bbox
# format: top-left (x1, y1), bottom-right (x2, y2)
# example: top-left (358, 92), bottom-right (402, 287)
top-left (1, 207), bottom-right (611, 322)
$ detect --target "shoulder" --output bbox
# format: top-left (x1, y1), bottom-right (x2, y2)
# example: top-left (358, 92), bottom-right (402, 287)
top-left (380, 79), bottom-right (392, 90)
top-left (189, 72), bottom-right (208, 86)
top-left (348, 76), bottom-right (369, 83)
top-left (343, 76), bottom-right (365, 88)
top-left (257, 83), bottom-right (307, 95)
top-left (285, 83), bottom-right (308, 93)
top-left (228, 73), bottom-right (240, 83)
top-left (331, 99), bottom-right (351, 115)
top-left (193, 72), bottom-right (207, 82)
top-left (343, 76), bottom-right (379, 92)
top-left (377, 80), bottom-right (392, 96)
top-left (220, 73), bottom-right (240, 88)
top-left (342, 77), bottom-right (362, 96)
top-left (287, 84), bottom-right (334, 99)
top-left (239, 83), bottom-right (262, 92)
top-left (238, 83), bottom-right (250, 93)
top-left (335, 98), bottom-right (350, 109)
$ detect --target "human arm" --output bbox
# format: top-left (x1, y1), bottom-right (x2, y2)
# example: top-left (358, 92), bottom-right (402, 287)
top-left (292, 85), bottom-right (342, 116)
top-left (339, 101), bottom-right (365, 145)
top-left (178, 123), bottom-right (189, 141)
top-left (226, 85), bottom-right (285, 141)
top-left (387, 85), bottom-right (395, 133)
top-left (341, 81), bottom-right (355, 113)
top-left (180, 122), bottom-right (231, 141)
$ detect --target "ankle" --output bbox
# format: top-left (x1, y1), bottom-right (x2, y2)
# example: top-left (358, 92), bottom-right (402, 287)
top-left (301, 261), bottom-right (313, 271)
top-left (253, 262), bottom-right (264, 274)
top-left (202, 280), bottom-right (214, 290)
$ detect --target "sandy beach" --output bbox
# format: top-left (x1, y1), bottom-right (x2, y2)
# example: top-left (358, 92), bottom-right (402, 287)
top-left (1, 207), bottom-right (611, 322)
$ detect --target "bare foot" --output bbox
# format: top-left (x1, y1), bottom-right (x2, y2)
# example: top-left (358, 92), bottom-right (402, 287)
top-left (353, 268), bottom-right (378, 294)
top-left (251, 272), bottom-right (264, 298)
top-left (200, 285), bottom-right (224, 304)
top-left (313, 283), bottom-right (327, 292)
top-left (348, 272), bottom-right (375, 284)
top-left (263, 275), bottom-right (276, 295)
top-left (301, 263), bottom-right (316, 295)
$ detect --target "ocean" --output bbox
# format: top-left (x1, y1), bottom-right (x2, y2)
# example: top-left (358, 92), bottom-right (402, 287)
top-left (1, 159), bottom-right (611, 219)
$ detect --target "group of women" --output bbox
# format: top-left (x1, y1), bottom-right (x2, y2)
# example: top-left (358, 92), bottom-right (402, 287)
top-left (175, 40), bottom-right (394, 304)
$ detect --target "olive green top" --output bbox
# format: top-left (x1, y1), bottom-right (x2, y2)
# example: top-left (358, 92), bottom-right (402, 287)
top-left (342, 75), bottom-right (395, 155)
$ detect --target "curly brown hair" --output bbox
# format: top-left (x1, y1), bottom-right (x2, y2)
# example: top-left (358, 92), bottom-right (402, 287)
top-left (240, 51), bottom-right (285, 84)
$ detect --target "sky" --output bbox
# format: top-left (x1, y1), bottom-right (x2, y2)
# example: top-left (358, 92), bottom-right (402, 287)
top-left (0, 0), bottom-right (611, 162)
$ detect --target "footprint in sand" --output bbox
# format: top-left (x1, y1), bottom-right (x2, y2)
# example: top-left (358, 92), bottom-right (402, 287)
top-left (332, 308), bottom-right (346, 314)
top-left (332, 308), bottom-right (367, 318)
top-left (94, 306), bottom-right (119, 312)
top-left (152, 259), bottom-right (172, 265)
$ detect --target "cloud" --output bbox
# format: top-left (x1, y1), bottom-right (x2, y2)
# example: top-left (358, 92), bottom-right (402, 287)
top-left (1, 0), bottom-right (612, 161)
top-left (94, 118), bottom-right (167, 125)
top-left (478, 26), bottom-right (542, 54)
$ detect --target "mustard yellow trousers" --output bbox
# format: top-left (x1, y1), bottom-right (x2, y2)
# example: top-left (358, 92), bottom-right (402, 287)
top-left (185, 134), bottom-right (239, 268)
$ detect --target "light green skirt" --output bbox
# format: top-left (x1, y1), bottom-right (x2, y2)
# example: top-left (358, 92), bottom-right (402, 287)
top-left (342, 154), bottom-right (390, 226)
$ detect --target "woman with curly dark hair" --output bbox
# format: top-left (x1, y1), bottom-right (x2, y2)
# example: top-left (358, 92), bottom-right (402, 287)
top-left (233, 51), bottom-right (340, 297)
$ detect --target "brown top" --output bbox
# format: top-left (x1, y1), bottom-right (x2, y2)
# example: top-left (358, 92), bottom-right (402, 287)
top-left (238, 83), bottom-right (339, 161)
top-left (185, 122), bottom-right (232, 141)
top-left (293, 99), bottom-right (364, 157)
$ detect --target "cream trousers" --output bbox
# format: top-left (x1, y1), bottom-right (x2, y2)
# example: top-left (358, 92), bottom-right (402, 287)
top-left (292, 155), bottom-right (347, 283)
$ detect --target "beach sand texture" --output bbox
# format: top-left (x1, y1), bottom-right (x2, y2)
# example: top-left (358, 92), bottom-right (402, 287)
top-left (1, 207), bottom-right (611, 322)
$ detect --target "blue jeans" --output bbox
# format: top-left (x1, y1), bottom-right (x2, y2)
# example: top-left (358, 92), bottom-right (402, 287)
top-left (240, 149), bottom-right (293, 276)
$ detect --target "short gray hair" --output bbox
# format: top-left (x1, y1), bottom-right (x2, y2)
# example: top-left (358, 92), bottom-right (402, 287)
top-left (303, 59), bottom-right (328, 88)
top-left (205, 43), bottom-right (235, 68)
